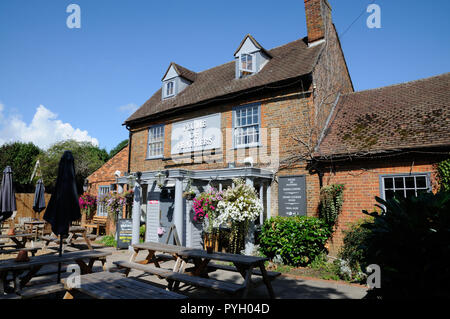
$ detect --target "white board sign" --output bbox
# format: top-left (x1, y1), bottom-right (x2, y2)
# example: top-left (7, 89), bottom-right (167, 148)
top-left (171, 113), bottom-right (221, 154)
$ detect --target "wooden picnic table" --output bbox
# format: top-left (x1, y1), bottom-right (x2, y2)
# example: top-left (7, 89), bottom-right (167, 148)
top-left (0, 249), bottom-right (111, 294)
top-left (117, 242), bottom-right (278, 298)
top-left (62, 271), bottom-right (187, 299)
top-left (40, 226), bottom-right (94, 251)
top-left (0, 233), bottom-right (34, 249)
top-left (23, 221), bottom-right (45, 241)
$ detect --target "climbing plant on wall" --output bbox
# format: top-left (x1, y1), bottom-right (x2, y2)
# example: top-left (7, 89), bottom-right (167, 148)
top-left (437, 158), bottom-right (450, 192)
top-left (319, 184), bottom-right (345, 227)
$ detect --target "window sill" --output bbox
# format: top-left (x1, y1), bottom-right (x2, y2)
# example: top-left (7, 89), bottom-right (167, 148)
top-left (231, 143), bottom-right (262, 150)
top-left (145, 155), bottom-right (164, 161)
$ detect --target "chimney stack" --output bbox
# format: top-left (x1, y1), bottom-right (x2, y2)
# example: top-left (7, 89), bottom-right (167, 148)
top-left (304, 0), bottom-right (332, 45)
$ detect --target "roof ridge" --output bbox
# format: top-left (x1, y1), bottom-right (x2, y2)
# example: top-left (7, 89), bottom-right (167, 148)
top-left (340, 72), bottom-right (450, 97)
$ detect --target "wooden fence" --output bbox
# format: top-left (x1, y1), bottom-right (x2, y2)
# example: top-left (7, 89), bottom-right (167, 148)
top-left (14, 193), bottom-right (52, 220)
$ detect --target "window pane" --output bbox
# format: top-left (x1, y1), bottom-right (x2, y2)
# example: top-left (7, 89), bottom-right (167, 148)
top-left (416, 176), bottom-right (427, 188)
top-left (394, 177), bottom-right (404, 189)
top-left (385, 190), bottom-right (395, 200)
top-left (394, 190), bottom-right (404, 199)
top-left (384, 178), bottom-right (393, 189)
top-left (405, 177), bottom-right (415, 188)
top-left (405, 189), bottom-right (415, 198)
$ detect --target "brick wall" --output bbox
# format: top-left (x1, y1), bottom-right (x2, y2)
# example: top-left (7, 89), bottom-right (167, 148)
top-left (320, 156), bottom-right (441, 256)
top-left (86, 145), bottom-right (130, 235)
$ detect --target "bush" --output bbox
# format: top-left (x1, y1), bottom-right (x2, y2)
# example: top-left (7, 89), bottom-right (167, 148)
top-left (362, 192), bottom-right (450, 299)
top-left (319, 184), bottom-right (345, 227)
top-left (338, 218), bottom-right (373, 282)
top-left (259, 216), bottom-right (331, 266)
top-left (99, 235), bottom-right (116, 247)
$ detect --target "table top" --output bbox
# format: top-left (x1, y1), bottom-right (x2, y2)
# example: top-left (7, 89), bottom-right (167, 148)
top-left (0, 233), bottom-right (34, 239)
top-left (71, 271), bottom-right (187, 299)
top-left (69, 226), bottom-right (87, 232)
top-left (132, 242), bottom-right (185, 254)
top-left (24, 221), bottom-right (45, 225)
top-left (0, 249), bottom-right (111, 271)
top-left (133, 242), bottom-right (268, 265)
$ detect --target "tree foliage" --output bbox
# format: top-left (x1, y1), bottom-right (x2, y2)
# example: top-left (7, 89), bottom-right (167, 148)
top-left (437, 158), bottom-right (450, 192)
top-left (39, 140), bottom-right (108, 194)
top-left (0, 142), bottom-right (43, 192)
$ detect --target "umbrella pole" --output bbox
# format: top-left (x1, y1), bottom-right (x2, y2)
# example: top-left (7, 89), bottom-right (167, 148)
top-left (57, 235), bottom-right (63, 283)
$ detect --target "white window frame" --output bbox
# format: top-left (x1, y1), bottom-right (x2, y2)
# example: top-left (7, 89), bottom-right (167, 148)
top-left (147, 125), bottom-right (164, 159)
top-left (232, 103), bottom-right (261, 149)
top-left (380, 173), bottom-right (431, 201)
top-left (97, 185), bottom-right (110, 217)
top-left (239, 53), bottom-right (254, 75)
top-left (165, 80), bottom-right (175, 98)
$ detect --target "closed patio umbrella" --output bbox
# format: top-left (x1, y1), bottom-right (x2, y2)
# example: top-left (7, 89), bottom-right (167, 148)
top-left (0, 166), bottom-right (17, 222)
top-left (43, 151), bottom-right (81, 282)
top-left (32, 178), bottom-right (46, 214)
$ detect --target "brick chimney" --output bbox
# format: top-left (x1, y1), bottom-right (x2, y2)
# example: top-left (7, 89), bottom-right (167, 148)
top-left (304, 0), bottom-right (332, 45)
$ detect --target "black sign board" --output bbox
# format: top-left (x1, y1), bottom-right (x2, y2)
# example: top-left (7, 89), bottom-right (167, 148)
top-left (116, 218), bottom-right (133, 249)
top-left (278, 175), bottom-right (307, 217)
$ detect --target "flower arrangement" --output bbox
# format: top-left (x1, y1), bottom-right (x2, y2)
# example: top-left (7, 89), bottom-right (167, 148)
top-left (216, 178), bottom-right (263, 254)
top-left (78, 193), bottom-right (97, 218)
top-left (192, 188), bottom-right (223, 233)
top-left (97, 190), bottom-right (134, 220)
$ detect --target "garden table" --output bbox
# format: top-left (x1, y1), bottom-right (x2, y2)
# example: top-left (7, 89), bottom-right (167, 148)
top-left (62, 271), bottom-right (187, 299)
top-left (40, 226), bottom-right (93, 251)
top-left (0, 249), bottom-right (111, 294)
top-left (122, 242), bottom-right (277, 298)
top-left (0, 233), bottom-right (34, 249)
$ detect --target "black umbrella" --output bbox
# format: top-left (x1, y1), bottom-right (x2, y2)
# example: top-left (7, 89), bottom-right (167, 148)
top-left (0, 166), bottom-right (17, 222)
top-left (32, 178), bottom-right (46, 214)
top-left (43, 151), bottom-right (81, 282)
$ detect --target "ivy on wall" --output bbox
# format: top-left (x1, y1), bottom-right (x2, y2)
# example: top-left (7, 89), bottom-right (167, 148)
top-left (437, 158), bottom-right (450, 192)
top-left (319, 184), bottom-right (345, 227)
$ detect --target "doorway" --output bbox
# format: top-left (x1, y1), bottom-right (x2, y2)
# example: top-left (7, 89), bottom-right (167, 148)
top-left (158, 187), bottom-right (176, 244)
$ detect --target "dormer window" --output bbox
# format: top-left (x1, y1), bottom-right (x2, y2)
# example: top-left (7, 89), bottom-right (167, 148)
top-left (166, 81), bottom-right (175, 97)
top-left (234, 34), bottom-right (272, 79)
top-left (161, 63), bottom-right (196, 101)
top-left (240, 54), bottom-right (254, 74)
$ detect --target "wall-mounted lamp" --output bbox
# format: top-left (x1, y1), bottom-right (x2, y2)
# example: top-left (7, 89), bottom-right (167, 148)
top-left (83, 179), bottom-right (89, 192)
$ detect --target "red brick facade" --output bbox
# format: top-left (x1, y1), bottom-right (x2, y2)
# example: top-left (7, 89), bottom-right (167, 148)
top-left (87, 145), bottom-right (129, 235)
top-left (319, 155), bottom-right (442, 256)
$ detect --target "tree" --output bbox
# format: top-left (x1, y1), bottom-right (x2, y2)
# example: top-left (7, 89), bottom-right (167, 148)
top-left (0, 142), bottom-right (43, 192)
top-left (109, 139), bottom-right (128, 159)
top-left (40, 140), bottom-right (108, 194)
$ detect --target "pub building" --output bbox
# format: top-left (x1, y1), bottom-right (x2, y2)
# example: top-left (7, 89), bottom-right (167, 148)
top-left (116, 0), bottom-right (354, 250)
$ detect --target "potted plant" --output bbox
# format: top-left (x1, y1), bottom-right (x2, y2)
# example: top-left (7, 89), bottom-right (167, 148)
top-left (183, 189), bottom-right (196, 200)
top-left (79, 192), bottom-right (97, 221)
top-left (192, 188), bottom-right (223, 253)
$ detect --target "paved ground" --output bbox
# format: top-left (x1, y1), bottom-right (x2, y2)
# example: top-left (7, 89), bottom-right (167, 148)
top-left (3, 242), bottom-right (368, 299)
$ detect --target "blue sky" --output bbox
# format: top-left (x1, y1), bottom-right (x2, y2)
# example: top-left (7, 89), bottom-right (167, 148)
top-left (0, 0), bottom-right (449, 152)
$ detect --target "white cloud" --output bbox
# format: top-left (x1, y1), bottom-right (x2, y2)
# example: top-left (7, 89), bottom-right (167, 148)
top-left (118, 103), bottom-right (139, 115)
top-left (0, 103), bottom-right (99, 149)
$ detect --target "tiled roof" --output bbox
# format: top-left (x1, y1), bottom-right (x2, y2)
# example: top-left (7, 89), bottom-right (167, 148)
top-left (316, 72), bottom-right (450, 158)
top-left (125, 37), bottom-right (323, 124)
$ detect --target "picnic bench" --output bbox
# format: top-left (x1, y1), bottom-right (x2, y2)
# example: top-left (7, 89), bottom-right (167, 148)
top-left (0, 247), bottom-right (40, 257)
top-left (40, 226), bottom-right (95, 251)
top-left (114, 242), bottom-right (279, 298)
top-left (60, 271), bottom-right (187, 299)
top-left (0, 233), bottom-right (34, 249)
top-left (0, 249), bottom-right (111, 295)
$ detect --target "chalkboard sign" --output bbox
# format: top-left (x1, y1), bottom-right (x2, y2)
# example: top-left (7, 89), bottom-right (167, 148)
top-left (278, 175), bottom-right (307, 217)
top-left (116, 218), bottom-right (133, 249)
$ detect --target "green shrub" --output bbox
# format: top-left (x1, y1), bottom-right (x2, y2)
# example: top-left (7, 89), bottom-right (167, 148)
top-left (99, 235), bottom-right (117, 247)
top-left (437, 158), bottom-right (450, 192)
top-left (259, 216), bottom-right (331, 266)
top-left (338, 218), bottom-right (373, 281)
top-left (319, 184), bottom-right (345, 227)
top-left (362, 192), bottom-right (450, 299)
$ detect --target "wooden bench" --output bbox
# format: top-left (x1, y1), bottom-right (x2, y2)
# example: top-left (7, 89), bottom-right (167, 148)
top-left (20, 283), bottom-right (66, 299)
top-left (84, 216), bottom-right (107, 235)
top-left (0, 247), bottom-right (40, 257)
top-left (113, 261), bottom-right (244, 294)
top-left (207, 262), bottom-right (281, 279)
